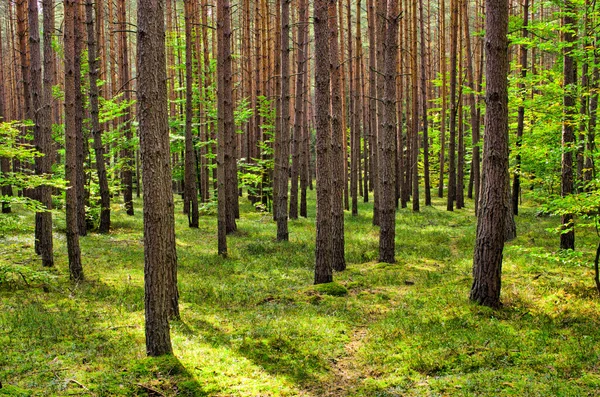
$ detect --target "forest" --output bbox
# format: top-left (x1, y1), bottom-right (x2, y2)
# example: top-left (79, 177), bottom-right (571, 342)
top-left (1, 0), bottom-right (600, 394)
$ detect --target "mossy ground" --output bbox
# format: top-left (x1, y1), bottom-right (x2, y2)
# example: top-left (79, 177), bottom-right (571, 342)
top-left (1, 191), bottom-right (600, 396)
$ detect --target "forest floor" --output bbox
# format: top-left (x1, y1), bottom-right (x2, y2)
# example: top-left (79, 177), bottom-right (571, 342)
top-left (1, 191), bottom-right (600, 396)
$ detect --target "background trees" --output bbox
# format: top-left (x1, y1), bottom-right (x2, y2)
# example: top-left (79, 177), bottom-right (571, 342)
top-left (2, 0), bottom-right (600, 354)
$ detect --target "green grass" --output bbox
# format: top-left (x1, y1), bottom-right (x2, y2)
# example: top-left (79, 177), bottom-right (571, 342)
top-left (1, 190), bottom-right (600, 396)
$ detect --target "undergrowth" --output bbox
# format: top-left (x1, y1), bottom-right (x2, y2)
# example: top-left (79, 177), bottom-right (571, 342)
top-left (1, 191), bottom-right (599, 396)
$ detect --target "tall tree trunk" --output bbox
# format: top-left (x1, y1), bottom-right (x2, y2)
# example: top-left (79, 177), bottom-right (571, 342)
top-left (30, 0), bottom-right (54, 267)
top-left (138, 0), bottom-right (178, 356)
top-left (349, 0), bottom-right (359, 216)
top-left (464, 0), bottom-right (482, 214)
top-left (119, 0), bottom-right (134, 216)
top-left (314, 0), bottom-right (333, 284)
top-left (64, 0), bottom-right (84, 281)
top-left (275, 0), bottom-right (291, 240)
top-left (420, 0), bottom-right (431, 206)
top-left (290, 0), bottom-right (308, 220)
top-left (411, 0), bottom-right (420, 212)
top-left (367, 0), bottom-right (379, 223)
top-left (438, 0), bottom-right (447, 198)
top-left (184, 0), bottom-right (199, 228)
top-left (470, 0), bottom-right (509, 308)
top-left (560, 1), bottom-right (576, 250)
top-left (379, 0), bottom-right (399, 263)
top-left (221, 0), bottom-right (237, 233)
top-left (75, 4), bottom-right (87, 235)
top-left (86, 0), bottom-right (111, 234)
top-left (329, 0), bottom-right (346, 271)
top-left (0, 14), bottom-right (11, 213)
top-left (447, 0), bottom-right (458, 211)
top-left (511, 0), bottom-right (528, 215)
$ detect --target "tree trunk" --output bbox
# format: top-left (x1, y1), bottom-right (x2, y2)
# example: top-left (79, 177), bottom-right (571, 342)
top-left (463, 0), bottom-right (481, 214)
top-left (137, 0), bottom-right (178, 356)
top-left (560, 1), bottom-right (576, 250)
top-left (314, 0), bottom-right (333, 284)
top-left (379, 0), bottom-right (399, 263)
top-left (86, 0), bottom-right (111, 234)
top-left (470, 0), bottom-right (509, 308)
top-left (447, 0), bottom-right (458, 211)
top-left (275, 0), bottom-right (291, 240)
top-left (64, 0), bottom-right (84, 282)
top-left (420, 0), bottom-right (431, 206)
top-left (119, 0), bottom-right (134, 216)
top-left (30, 0), bottom-right (54, 267)
top-left (329, 0), bottom-right (346, 271)
top-left (0, 13), bottom-right (11, 214)
top-left (184, 0), bottom-right (199, 228)
top-left (290, 0), bottom-right (308, 220)
top-left (411, 0), bottom-right (420, 212)
top-left (75, 4), bottom-right (87, 235)
top-left (438, 0), bottom-right (447, 198)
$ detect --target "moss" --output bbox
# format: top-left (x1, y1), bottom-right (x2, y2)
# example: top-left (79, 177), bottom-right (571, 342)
top-left (312, 282), bottom-right (348, 297)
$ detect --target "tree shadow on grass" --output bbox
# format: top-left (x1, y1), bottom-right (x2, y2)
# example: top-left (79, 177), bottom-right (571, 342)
top-left (173, 315), bottom-right (329, 389)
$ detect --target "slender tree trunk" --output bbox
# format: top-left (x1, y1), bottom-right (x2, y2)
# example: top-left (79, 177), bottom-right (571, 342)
top-left (464, 0), bottom-right (481, 214)
top-left (86, 0), bottom-right (111, 234)
top-left (300, 44), bottom-right (310, 218)
top-left (349, 0), bottom-right (359, 216)
top-left (290, 0), bottom-right (308, 220)
top-left (275, 0), bottom-right (291, 240)
top-left (379, 0), bottom-right (399, 263)
top-left (470, 0), bottom-right (509, 308)
top-left (438, 0), bottom-right (447, 198)
top-left (29, 0), bottom-right (54, 266)
top-left (0, 14), bottom-right (11, 214)
top-left (447, 0), bottom-right (458, 211)
top-left (75, 4), bottom-right (87, 235)
top-left (184, 0), bottom-right (199, 228)
top-left (119, 0), bottom-right (134, 216)
top-left (329, 0), bottom-right (346, 271)
top-left (420, 0), bottom-right (431, 206)
top-left (64, 0), bottom-right (84, 282)
top-left (367, 0), bottom-right (379, 223)
top-left (560, 1), bottom-right (576, 250)
top-left (411, 0), bottom-right (420, 212)
top-left (314, 0), bottom-right (334, 284)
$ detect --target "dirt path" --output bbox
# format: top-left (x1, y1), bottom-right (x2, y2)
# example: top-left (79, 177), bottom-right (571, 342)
top-left (301, 326), bottom-right (369, 397)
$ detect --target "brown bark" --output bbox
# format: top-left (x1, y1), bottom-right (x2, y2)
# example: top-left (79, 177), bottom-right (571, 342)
top-left (329, 0), bottom-right (346, 271)
top-left (64, 0), bottom-right (84, 282)
top-left (75, 4), bottom-right (87, 236)
top-left (470, 0), bottom-right (509, 308)
top-left (184, 0), bottom-right (199, 228)
top-left (464, 0), bottom-right (481, 214)
top-left (275, 0), bottom-right (291, 240)
top-left (31, 0), bottom-right (54, 267)
top-left (0, 14), bottom-right (11, 213)
top-left (411, 0), bottom-right (420, 212)
top-left (86, 0), bottom-right (111, 234)
top-left (290, 0), bottom-right (308, 220)
top-left (314, 0), bottom-right (333, 284)
top-left (447, 0), bottom-right (458, 211)
top-left (138, 0), bottom-right (178, 356)
top-left (438, 0), bottom-right (447, 198)
top-left (119, 0), bottom-right (134, 216)
top-left (379, 0), bottom-right (399, 263)
top-left (420, 0), bottom-right (431, 206)
top-left (560, 1), bottom-right (576, 250)
top-left (367, 0), bottom-right (379, 223)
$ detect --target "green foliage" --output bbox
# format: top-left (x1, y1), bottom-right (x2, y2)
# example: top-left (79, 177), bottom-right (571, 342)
top-left (2, 193), bottom-right (600, 396)
top-left (238, 96), bottom-right (274, 210)
top-left (0, 122), bottom-right (66, 211)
